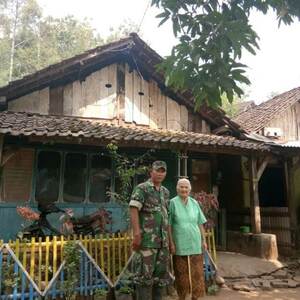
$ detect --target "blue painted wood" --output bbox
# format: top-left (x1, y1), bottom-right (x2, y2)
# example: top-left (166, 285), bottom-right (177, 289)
top-left (52, 280), bottom-right (57, 299)
top-left (84, 253), bottom-right (88, 296)
top-left (95, 264), bottom-right (101, 288)
top-left (203, 252), bottom-right (210, 281)
top-left (60, 267), bottom-right (64, 298)
top-left (20, 272), bottom-right (25, 300)
top-left (29, 283), bottom-right (33, 300)
top-left (89, 260), bottom-right (93, 291)
top-left (203, 251), bottom-right (216, 281)
top-left (0, 202), bottom-right (127, 241)
top-left (80, 251), bottom-right (84, 295)
top-left (0, 251), bottom-right (3, 294)
top-left (12, 261), bottom-right (18, 300)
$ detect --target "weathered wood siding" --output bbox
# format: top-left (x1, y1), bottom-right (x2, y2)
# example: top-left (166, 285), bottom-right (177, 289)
top-left (65, 64), bottom-right (117, 119)
top-left (1, 148), bottom-right (34, 202)
top-left (124, 64), bottom-right (207, 132)
top-left (7, 63), bottom-right (211, 133)
top-left (265, 102), bottom-right (300, 142)
top-left (8, 87), bottom-right (49, 114)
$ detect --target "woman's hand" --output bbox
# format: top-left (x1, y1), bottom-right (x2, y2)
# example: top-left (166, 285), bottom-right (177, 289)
top-left (169, 241), bottom-right (176, 254)
top-left (132, 233), bottom-right (141, 251)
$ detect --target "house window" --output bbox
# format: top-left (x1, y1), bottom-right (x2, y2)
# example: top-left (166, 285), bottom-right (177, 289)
top-left (33, 150), bottom-right (119, 203)
top-left (35, 151), bottom-right (61, 203)
top-left (63, 153), bottom-right (87, 203)
top-left (89, 155), bottom-right (111, 202)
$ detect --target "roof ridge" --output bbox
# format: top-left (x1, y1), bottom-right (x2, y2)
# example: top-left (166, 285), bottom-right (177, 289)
top-left (234, 86), bottom-right (300, 132)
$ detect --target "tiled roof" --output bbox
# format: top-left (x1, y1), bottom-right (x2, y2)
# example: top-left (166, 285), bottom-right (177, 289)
top-left (0, 111), bottom-right (270, 153)
top-left (234, 87), bottom-right (300, 132)
top-left (234, 100), bottom-right (256, 116)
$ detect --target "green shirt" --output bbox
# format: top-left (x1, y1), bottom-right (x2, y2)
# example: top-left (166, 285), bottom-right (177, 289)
top-left (129, 180), bottom-right (169, 249)
top-left (169, 196), bottom-right (207, 256)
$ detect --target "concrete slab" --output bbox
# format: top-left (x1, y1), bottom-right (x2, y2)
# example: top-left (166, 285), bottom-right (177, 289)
top-left (217, 251), bottom-right (285, 278)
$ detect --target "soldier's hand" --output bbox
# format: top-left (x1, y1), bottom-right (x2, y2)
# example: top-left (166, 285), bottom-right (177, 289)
top-left (169, 242), bottom-right (176, 254)
top-left (132, 233), bottom-right (141, 251)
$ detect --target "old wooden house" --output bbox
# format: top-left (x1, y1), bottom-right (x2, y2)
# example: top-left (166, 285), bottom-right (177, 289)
top-left (0, 33), bottom-right (297, 256)
top-left (234, 87), bottom-right (300, 143)
top-left (234, 88), bottom-right (300, 252)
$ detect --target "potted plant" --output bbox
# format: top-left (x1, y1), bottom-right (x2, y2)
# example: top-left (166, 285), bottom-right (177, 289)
top-left (114, 286), bottom-right (134, 300)
top-left (93, 288), bottom-right (108, 300)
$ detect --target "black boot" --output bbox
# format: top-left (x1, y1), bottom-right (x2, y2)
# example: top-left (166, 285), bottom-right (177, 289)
top-left (152, 285), bottom-right (163, 300)
top-left (136, 285), bottom-right (152, 300)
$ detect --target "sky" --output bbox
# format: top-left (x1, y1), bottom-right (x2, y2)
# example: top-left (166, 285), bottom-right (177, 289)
top-left (38, 0), bottom-right (300, 104)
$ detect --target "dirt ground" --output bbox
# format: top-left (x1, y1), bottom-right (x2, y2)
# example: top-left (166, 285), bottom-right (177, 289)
top-left (165, 251), bottom-right (300, 299)
top-left (166, 286), bottom-right (300, 300)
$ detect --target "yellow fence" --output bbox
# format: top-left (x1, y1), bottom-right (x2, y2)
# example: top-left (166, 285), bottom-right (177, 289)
top-left (0, 230), bottom-right (216, 288)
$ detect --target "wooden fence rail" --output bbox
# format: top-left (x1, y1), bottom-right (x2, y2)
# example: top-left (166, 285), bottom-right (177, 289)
top-left (0, 230), bottom-right (217, 299)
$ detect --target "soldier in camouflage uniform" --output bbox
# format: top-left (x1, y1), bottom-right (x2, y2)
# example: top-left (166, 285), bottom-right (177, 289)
top-left (129, 161), bottom-right (170, 300)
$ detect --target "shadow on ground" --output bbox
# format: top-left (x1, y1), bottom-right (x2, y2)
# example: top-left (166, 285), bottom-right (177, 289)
top-left (167, 287), bottom-right (300, 300)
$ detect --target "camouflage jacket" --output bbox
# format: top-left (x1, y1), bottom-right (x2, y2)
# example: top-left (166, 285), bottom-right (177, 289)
top-left (129, 180), bottom-right (170, 249)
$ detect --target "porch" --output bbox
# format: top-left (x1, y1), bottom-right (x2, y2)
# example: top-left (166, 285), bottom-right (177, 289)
top-left (0, 111), bottom-right (298, 257)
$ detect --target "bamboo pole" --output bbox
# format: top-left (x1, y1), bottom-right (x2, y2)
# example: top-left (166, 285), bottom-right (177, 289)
top-left (38, 237), bottom-right (42, 289)
top-left (53, 236), bottom-right (57, 275)
top-left (45, 236), bottom-right (49, 286)
top-left (30, 237), bottom-right (35, 278)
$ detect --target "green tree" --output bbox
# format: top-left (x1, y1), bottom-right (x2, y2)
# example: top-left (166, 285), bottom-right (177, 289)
top-left (0, 0), bottom-right (28, 83)
top-left (151, 0), bottom-right (300, 108)
top-left (221, 94), bottom-right (243, 117)
top-left (0, 0), bottom-right (138, 87)
top-left (106, 18), bottom-right (139, 43)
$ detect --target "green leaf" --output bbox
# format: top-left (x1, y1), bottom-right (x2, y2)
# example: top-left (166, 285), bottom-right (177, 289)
top-left (152, 0), bottom-right (300, 109)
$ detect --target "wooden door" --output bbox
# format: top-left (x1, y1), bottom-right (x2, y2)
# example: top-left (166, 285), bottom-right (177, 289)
top-left (190, 159), bottom-right (211, 193)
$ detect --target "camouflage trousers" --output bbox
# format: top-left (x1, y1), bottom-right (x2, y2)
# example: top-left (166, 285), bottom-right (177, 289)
top-left (133, 247), bottom-right (171, 287)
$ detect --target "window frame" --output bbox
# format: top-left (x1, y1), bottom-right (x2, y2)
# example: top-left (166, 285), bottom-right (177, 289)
top-left (34, 149), bottom-right (63, 204)
top-left (33, 149), bottom-right (113, 204)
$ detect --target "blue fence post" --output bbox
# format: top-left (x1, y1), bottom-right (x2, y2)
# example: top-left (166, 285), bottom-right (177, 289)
top-left (0, 251), bottom-right (2, 295)
top-left (21, 272), bottom-right (26, 300)
top-left (84, 253), bottom-right (88, 296)
top-left (80, 251), bottom-right (84, 295)
top-left (12, 260), bottom-right (19, 300)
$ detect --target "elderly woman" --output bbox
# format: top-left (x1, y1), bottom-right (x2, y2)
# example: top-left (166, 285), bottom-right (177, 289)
top-left (168, 178), bottom-right (207, 300)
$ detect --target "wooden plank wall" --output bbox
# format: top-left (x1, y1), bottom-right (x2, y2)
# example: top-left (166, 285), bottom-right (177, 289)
top-left (49, 86), bottom-right (63, 115)
top-left (227, 207), bottom-right (292, 254)
top-left (260, 207), bottom-right (292, 251)
top-left (69, 64), bottom-right (117, 119)
top-left (7, 62), bottom-right (211, 134)
top-left (124, 64), bottom-right (195, 131)
top-left (2, 148), bottom-right (34, 202)
top-left (8, 88), bottom-right (49, 114)
top-left (267, 102), bottom-right (300, 142)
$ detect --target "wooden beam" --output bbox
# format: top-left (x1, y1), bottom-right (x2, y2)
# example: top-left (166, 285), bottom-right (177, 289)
top-left (249, 156), bottom-right (262, 234)
top-left (257, 156), bottom-right (271, 181)
top-left (291, 156), bottom-right (300, 173)
top-left (116, 63), bottom-right (125, 125)
top-left (284, 159), bottom-right (297, 247)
